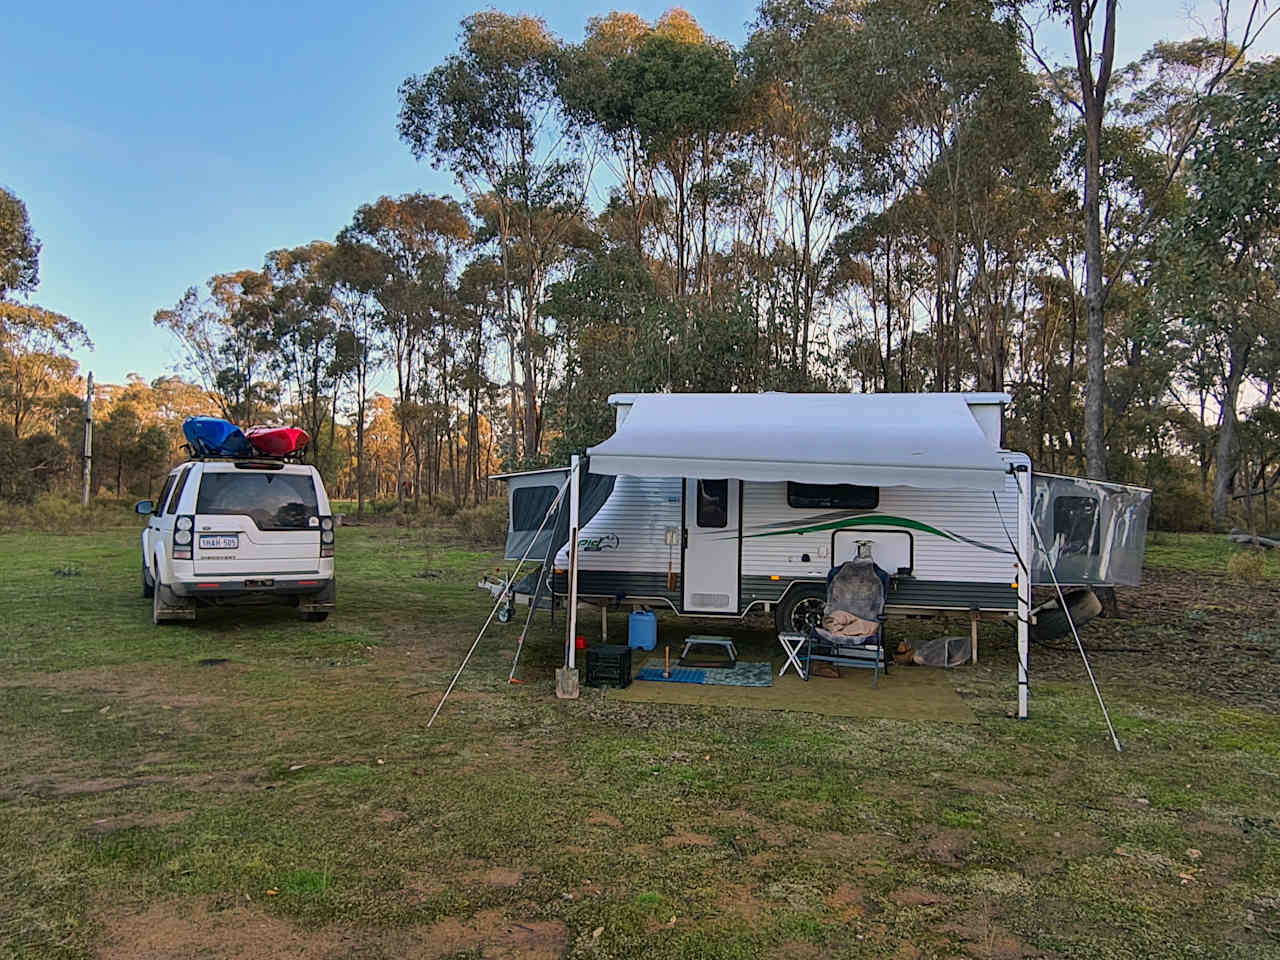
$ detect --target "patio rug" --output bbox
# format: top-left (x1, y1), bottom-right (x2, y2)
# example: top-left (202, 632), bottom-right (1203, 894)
top-left (609, 657), bottom-right (976, 722)
top-left (634, 658), bottom-right (773, 687)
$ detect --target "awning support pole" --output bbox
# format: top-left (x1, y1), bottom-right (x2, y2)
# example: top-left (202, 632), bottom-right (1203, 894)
top-left (557, 455), bottom-right (582, 698)
top-left (1016, 465), bottom-right (1031, 720)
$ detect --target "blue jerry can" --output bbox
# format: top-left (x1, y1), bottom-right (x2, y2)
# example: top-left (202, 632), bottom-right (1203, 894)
top-left (628, 609), bottom-right (657, 651)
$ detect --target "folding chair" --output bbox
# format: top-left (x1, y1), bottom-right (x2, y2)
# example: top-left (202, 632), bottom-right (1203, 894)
top-left (805, 555), bottom-right (891, 687)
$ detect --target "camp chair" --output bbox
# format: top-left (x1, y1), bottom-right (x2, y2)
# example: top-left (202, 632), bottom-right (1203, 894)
top-left (805, 559), bottom-right (891, 687)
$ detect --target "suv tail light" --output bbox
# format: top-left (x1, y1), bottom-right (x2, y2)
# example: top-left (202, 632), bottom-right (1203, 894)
top-left (173, 515), bottom-right (194, 560)
top-left (320, 516), bottom-right (334, 557)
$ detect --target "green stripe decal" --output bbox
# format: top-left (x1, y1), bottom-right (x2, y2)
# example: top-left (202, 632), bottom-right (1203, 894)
top-left (744, 514), bottom-right (1012, 555)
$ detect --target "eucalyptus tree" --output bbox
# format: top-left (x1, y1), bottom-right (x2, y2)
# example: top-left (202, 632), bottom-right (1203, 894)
top-left (262, 241), bottom-right (341, 466)
top-left (399, 12), bottom-right (591, 462)
top-left (1022, 0), bottom-right (1277, 480)
top-left (741, 0), bottom-right (858, 379)
top-left (155, 270), bottom-right (278, 425)
top-left (338, 194), bottom-right (471, 501)
top-left (324, 240), bottom-right (383, 518)
top-left (0, 187), bottom-right (40, 301)
top-left (0, 302), bottom-right (91, 438)
top-left (1166, 59), bottom-right (1280, 526)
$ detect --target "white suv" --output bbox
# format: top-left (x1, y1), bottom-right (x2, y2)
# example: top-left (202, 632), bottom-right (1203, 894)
top-left (136, 458), bottom-right (336, 624)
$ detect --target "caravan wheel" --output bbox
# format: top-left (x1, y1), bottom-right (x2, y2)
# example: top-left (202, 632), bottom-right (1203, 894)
top-left (775, 585), bottom-right (826, 635)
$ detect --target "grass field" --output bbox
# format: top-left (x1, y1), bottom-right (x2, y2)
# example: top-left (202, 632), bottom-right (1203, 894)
top-left (1, 518), bottom-right (1277, 959)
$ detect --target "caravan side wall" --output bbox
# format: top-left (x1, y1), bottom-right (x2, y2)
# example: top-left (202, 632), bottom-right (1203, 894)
top-left (738, 466), bottom-right (1023, 611)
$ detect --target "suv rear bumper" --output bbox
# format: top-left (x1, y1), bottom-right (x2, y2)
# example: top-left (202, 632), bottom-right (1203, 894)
top-left (170, 577), bottom-right (336, 610)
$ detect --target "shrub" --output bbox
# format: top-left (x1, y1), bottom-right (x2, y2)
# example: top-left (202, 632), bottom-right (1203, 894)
top-left (451, 500), bottom-right (508, 545)
top-left (1227, 548), bottom-right (1268, 585)
top-left (0, 495), bottom-right (137, 534)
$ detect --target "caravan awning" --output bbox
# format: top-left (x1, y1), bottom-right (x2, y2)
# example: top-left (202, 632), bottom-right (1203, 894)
top-left (586, 393), bottom-right (1009, 491)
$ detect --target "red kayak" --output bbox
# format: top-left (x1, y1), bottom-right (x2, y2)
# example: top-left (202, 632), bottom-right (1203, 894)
top-left (245, 426), bottom-right (311, 457)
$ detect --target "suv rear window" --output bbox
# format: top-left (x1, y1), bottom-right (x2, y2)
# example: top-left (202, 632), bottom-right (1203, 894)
top-left (195, 472), bottom-right (319, 530)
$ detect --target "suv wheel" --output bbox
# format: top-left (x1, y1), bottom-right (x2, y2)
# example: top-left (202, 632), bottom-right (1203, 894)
top-left (142, 564), bottom-right (155, 599)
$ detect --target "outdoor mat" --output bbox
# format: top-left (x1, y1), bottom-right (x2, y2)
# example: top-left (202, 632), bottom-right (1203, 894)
top-left (634, 658), bottom-right (773, 687)
top-left (609, 658), bottom-right (976, 723)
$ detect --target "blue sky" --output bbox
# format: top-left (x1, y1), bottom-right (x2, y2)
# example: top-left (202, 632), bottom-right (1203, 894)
top-left (2, 0), bottom-right (1275, 387)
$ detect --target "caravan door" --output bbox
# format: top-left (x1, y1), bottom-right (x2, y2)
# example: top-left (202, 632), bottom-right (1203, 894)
top-left (682, 479), bottom-right (740, 613)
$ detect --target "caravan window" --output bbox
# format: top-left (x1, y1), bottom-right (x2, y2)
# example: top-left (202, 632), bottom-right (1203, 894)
top-left (696, 480), bottom-right (728, 528)
top-left (787, 483), bottom-right (879, 510)
top-left (512, 485), bottom-right (559, 531)
top-left (1053, 495), bottom-right (1100, 555)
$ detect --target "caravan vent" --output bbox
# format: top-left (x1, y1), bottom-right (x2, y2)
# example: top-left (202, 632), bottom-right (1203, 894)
top-left (691, 593), bottom-right (730, 607)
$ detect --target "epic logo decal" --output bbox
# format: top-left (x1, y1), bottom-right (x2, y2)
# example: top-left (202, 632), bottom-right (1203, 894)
top-left (579, 533), bottom-right (620, 552)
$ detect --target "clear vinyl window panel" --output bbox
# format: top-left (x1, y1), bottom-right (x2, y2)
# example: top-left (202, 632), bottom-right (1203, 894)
top-left (1033, 475), bottom-right (1150, 587)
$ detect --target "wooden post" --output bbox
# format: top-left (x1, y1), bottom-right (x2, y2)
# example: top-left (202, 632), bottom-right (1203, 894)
top-left (601, 603), bottom-right (607, 642)
top-left (81, 372), bottom-right (93, 506)
top-left (970, 610), bottom-right (979, 665)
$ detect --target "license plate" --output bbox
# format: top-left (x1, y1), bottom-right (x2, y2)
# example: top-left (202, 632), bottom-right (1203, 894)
top-left (198, 534), bottom-right (239, 550)
top-left (244, 578), bottom-right (274, 589)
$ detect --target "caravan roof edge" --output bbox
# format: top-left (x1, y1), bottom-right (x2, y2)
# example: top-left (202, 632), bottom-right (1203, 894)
top-left (606, 391), bottom-right (1012, 405)
top-left (489, 466), bottom-right (570, 481)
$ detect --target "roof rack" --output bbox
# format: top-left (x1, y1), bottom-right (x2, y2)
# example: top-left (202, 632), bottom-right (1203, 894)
top-left (180, 443), bottom-right (309, 464)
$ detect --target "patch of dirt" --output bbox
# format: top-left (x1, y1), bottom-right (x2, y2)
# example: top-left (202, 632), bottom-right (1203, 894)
top-left (97, 900), bottom-right (349, 959)
top-left (96, 899), bottom-right (569, 960)
top-left (376, 809), bottom-right (409, 823)
top-left (802, 830), bottom-right (903, 865)
top-left (921, 828), bottom-right (974, 865)
top-left (175, 767), bottom-right (277, 793)
top-left (936, 910), bottom-right (1033, 960)
top-left (89, 810), bottom-right (193, 833)
top-left (890, 945), bottom-right (924, 960)
top-left (717, 882), bottom-right (770, 922)
top-left (392, 907), bottom-right (569, 959)
top-left (825, 883), bottom-right (867, 921)
top-left (661, 830), bottom-right (716, 849)
top-left (459, 866), bottom-right (525, 888)
top-left (586, 810), bottom-right (622, 828)
top-left (889, 887), bottom-right (949, 907)
top-left (47, 775), bottom-right (169, 796)
top-left (714, 807), bottom-right (799, 847)
top-left (9, 664), bottom-right (235, 709)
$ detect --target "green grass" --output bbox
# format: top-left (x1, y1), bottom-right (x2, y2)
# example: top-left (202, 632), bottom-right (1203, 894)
top-left (0, 526), bottom-right (1278, 959)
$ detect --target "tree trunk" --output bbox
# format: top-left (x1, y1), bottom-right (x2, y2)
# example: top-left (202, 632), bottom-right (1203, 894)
top-left (1070, 0), bottom-right (1117, 481)
top-left (1212, 330), bottom-right (1252, 527)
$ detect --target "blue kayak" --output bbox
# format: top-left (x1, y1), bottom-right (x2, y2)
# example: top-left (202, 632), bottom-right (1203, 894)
top-left (182, 417), bottom-right (254, 457)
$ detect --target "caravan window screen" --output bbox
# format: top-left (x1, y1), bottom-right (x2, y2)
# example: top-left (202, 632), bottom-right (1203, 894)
top-left (1053, 495), bottom-right (1100, 555)
top-left (696, 479), bottom-right (729, 528)
top-left (512, 485), bottom-right (559, 531)
top-left (787, 483), bottom-right (879, 510)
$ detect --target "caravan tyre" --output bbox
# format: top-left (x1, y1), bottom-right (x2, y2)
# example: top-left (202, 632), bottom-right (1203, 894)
top-left (1030, 589), bottom-right (1102, 643)
top-left (775, 584), bottom-right (827, 635)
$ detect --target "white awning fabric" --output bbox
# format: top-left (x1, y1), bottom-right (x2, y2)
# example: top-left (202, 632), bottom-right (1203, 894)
top-left (586, 393), bottom-right (1009, 490)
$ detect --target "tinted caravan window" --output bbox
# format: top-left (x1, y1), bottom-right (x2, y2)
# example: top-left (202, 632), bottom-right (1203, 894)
top-left (195, 473), bottom-right (318, 530)
top-left (787, 483), bottom-right (879, 510)
top-left (1053, 495), bottom-right (1100, 555)
top-left (696, 479), bottom-right (728, 528)
top-left (512, 485), bottom-right (559, 531)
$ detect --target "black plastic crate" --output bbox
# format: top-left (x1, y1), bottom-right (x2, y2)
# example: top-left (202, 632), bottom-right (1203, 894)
top-left (584, 644), bottom-right (632, 689)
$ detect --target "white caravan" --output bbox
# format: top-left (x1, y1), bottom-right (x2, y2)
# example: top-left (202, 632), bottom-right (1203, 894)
top-left (497, 392), bottom-right (1149, 715)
